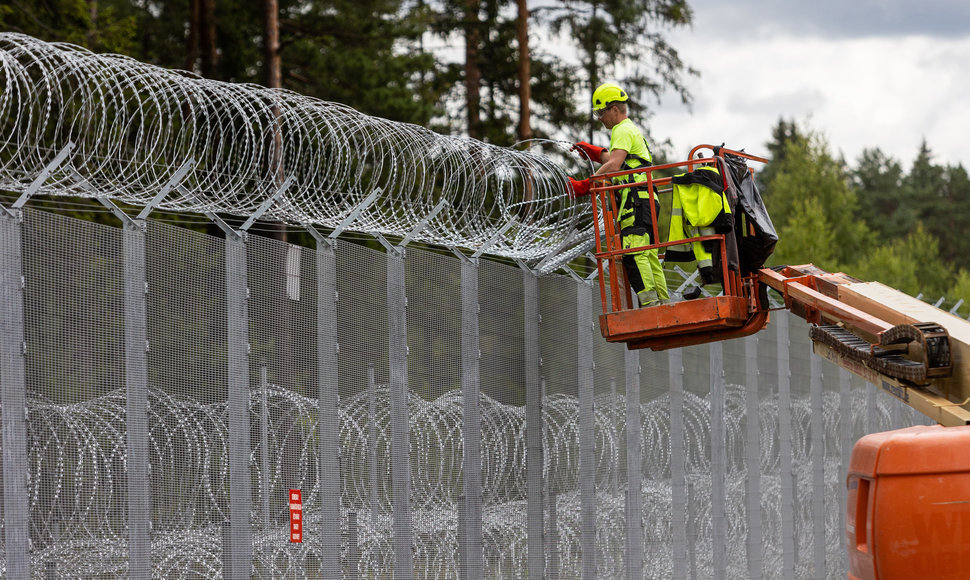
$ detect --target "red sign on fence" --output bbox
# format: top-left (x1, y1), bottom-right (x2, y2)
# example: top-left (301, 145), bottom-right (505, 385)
top-left (289, 489), bottom-right (303, 543)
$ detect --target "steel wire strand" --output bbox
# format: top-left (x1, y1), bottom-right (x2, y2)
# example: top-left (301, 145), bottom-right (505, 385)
top-left (0, 33), bottom-right (588, 261)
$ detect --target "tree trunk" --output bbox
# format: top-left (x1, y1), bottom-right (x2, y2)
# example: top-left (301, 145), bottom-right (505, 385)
top-left (264, 0), bottom-right (287, 243)
top-left (200, 0), bottom-right (217, 78)
top-left (464, 0), bottom-right (482, 139)
top-left (87, 0), bottom-right (98, 47)
top-left (515, 0), bottom-right (531, 144)
top-left (185, 0), bottom-right (199, 72)
top-left (264, 0), bottom-right (281, 89)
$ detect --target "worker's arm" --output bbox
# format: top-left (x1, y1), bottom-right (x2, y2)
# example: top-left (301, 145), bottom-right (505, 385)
top-left (594, 148), bottom-right (628, 176)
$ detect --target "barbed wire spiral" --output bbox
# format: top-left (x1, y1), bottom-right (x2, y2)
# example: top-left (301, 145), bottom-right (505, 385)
top-left (0, 33), bottom-right (589, 261)
top-left (20, 383), bottom-right (898, 578)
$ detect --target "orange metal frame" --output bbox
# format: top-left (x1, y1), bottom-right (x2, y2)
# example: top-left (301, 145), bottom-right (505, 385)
top-left (591, 145), bottom-right (770, 351)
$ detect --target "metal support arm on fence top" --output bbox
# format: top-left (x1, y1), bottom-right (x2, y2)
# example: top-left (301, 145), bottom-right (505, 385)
top-left (472, 219), bottom-right (516, 259)
top-left (25, 143), bottom-right (74, 199)
top-left (303, 223), bottom-right (332, 250)
top-left (94, 161), bottom-right (195, 229)
top-left (514, 258), bottom-right (534, 275)
top-left (371, 231), bottom-right (399, 256)
top-left (329, 188), bottom-right (382, 241)
top-left (97, 197), bottom-right (139, 230)
top-left (137, 159), bottom-right (196, 220)
top-left (398, 198), bottom-right (449, 249)
top-left (558, 262), bottom-right (586, 285)
top-left (240, 175), bottom-right (295, 233)
top-left (534, 227), bottom-right (582, 272)
top-left (447, 245), bottom-right (473, 264)
top-left (177, 185), bottom-right (243, 241)
top-left (1, 142), bottom-right (75, 219)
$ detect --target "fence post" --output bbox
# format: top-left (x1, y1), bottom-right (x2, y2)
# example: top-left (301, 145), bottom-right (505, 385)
top-left (577, 281), bottom-right (596, 580)
top-left (745, 335), bottom-right (763, 580)
top-left (123, 220), bottom-right (152, 578)
top-left (669, 348), bottom-right (688, 579)
top-left (838, 369), bottom-right (853, 575)
top-left (314, 235), bottom-right (342, 577)
top-left (225, 231), bottom-right (254, 578)
top-left (347, 511), bottom-right (361, 580)
top-left (811, 352), bottom-right (827, 577)
top-left (625, 350), bottom-right (643, 580)
top-left (0, 209), bottom-right (30, 580)
top-left (258, 363), bottom-right (271, 528)
top-left (777, 313), bottom-right (796, 580)
top-left (387, 250), bottom-right (413, 579)
top-left (547, 489), bottom-right (560, 580)
top-left (710, 341), bottom-right (727, 577)
top-left (460, 256), bottom-right (484, 578)
top-left (367, 364), bottom-right (379, 527)
top-left (523, 268), bottom-right (544, 579)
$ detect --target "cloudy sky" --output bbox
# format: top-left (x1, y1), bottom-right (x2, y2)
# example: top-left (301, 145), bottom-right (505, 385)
top-left (646, 0), bottom-right (970, 169)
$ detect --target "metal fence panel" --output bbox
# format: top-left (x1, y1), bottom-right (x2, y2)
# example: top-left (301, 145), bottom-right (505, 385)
top-left (0, 209), bottom-right (926, 579)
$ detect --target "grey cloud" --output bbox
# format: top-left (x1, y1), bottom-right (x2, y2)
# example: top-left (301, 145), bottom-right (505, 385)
top-left (691, 0), bottom-right (970, 39)
top-left (727, 88), bottom-right (826, 116)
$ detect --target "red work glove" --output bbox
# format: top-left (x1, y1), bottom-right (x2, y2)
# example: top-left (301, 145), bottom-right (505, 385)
top-left (572, 141), bottom-right (608, 162)
top-left (568, 177), bottom-right (591, 199)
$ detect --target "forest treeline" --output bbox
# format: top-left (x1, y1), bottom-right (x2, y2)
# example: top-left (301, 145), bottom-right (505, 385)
top-left (760, 120), bottom-right (970, 309)
top-left (3, 1), bottom-right (968, 308)
top-left (0, 0), bottom-right (694, 144)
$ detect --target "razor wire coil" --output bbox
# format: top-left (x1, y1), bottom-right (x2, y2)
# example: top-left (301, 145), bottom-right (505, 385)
top-left (0, 33), bottom-right (589, 262)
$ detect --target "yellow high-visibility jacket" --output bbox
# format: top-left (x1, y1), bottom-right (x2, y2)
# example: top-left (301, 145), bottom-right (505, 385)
top-left (667, 166), bottom-right (731, 275)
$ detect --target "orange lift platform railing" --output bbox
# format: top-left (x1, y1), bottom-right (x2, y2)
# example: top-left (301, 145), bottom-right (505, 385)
top-left (590, 145), bottom-right (771, 351)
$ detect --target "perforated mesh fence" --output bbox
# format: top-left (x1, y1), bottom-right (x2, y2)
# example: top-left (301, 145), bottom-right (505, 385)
top-left (0, 207), bottom-right (929, 579)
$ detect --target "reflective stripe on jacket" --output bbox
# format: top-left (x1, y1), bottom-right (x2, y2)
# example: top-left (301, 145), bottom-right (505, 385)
top-left (667, 166), bottom-right (730, 263)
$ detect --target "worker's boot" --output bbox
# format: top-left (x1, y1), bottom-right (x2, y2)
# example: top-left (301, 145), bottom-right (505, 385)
top-left (637, 289), bottom-right (660, 307)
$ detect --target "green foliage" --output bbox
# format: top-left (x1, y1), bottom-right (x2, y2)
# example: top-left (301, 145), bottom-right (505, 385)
top-left (760, 118), bottom-right (970, 309)
top-left (761, 121), bottom-right (870, 270)
top-left (281, 0), bottom-right (450, 125)
top-left (773, 197), bottom-right (838, 270)
top-left (945, 270), bottom-right (970, 308)
top-left (0, 0), bottom-right (138, 53)
top-left (852, 147), bottom-right (908, 237)
top-left (847, 224), bottom-right (952, 298)
top-left (546, 0), bottom-right (696, 141)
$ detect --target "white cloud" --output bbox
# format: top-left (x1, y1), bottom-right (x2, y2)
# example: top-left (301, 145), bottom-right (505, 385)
top-left (648, 30), bottom-right (970, 168)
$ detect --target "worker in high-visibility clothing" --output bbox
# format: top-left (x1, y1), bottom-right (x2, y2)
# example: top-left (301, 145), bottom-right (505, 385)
top-left (568, 82), bottom-right (668, 307)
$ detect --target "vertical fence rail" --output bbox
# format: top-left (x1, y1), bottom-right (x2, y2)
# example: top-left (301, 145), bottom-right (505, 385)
top-left (123, 223), bottom-right (151, 578)
top-left (625, 347), bottom-right (643, 580)
top-left (838, 369), bottom-right (853, 575)
top-left (0, 211), bottom-right (30, 579)
top-left (387, 251), bottom-right (413, 579)
top-left (777, 314), bottom-right (797, 580)
top-left (523, 270), bottom-right (544, 579)
top-left (316, 240), bottom-right (342, 576)
top-left (745, 334), bottom-right (763, 580)
top-left (460, 257), bottom-right (484, 577)
top-left (669, 348), bottom-right (688, 579)
top-left (710, 341), bottom-right (727, 577)
top-left (577, 282), bottom-right (596, 580)
top-left (225, 235), bottom-right (254, 578)
top-left (810, 352), bottom-right (827, 577)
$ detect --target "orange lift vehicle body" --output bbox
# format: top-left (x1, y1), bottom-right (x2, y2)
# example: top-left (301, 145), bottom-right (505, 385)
top-left (589, 145), bottom-right (970, 578)
top-left (847, 425), bottom-right (970, 580)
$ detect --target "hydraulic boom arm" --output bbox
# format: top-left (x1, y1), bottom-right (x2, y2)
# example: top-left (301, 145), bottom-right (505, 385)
top-left (759, 265), bottom-right (970, 426)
